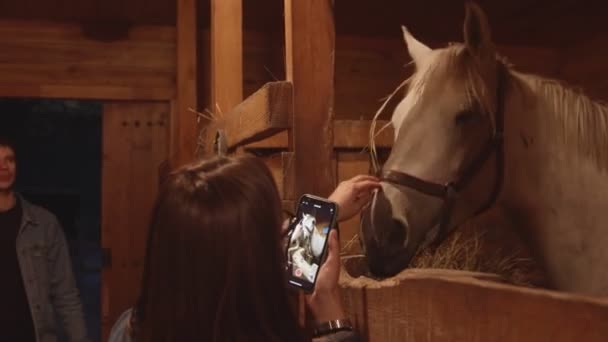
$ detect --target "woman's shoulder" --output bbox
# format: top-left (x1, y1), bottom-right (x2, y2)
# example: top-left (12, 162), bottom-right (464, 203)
top-left (313, 330), bottom-right (361, 342)
top-left (108, 308), bottom-right (135, 342)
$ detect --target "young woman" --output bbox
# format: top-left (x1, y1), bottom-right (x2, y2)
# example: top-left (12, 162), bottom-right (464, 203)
top-left (108, 155), bottom-right (380, 341)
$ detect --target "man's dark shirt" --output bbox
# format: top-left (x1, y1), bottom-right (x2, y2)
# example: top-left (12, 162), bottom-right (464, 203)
top-left (0, 197), bottom-right (37, 342)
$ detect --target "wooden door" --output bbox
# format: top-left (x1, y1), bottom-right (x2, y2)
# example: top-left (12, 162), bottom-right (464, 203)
top-left (100, 102), bottom-right (169, 340)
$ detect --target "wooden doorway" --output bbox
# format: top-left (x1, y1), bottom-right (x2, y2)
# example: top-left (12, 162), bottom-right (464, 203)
top-left (101, 101), bottom-right (169, 340)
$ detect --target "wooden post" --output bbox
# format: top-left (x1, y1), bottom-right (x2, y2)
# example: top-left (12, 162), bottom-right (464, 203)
top-left (208, 0), bottom-right (243, 156)
top-left (285, 0), bottom-right (336, 199)
top-left (285, 0), bottom-right (336, 327)
top-left (173, 0), bottom-right (198, 167)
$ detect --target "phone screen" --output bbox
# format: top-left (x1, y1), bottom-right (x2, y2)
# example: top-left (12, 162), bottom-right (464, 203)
top-left (286, 195), bottom-right (337, 292)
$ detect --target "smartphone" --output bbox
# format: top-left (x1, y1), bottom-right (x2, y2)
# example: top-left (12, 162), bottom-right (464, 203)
top-left (285, 194), bottom-right (339, 293)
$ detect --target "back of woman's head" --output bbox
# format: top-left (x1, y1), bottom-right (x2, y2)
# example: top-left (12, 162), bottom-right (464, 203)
top-left (135, 155), bottom-right (305, 341)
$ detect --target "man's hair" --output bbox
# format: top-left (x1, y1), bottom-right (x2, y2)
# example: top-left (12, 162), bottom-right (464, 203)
top-left (0, 133), bottom-right (17, 159)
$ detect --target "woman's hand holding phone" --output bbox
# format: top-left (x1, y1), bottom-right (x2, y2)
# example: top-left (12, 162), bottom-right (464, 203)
top-left (296, 174), bottom-right (381, 321)
top-left (305, 228), bottom-right (345, 322)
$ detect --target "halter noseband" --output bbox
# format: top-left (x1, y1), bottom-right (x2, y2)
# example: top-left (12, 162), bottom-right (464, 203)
top-left (379, 66), bottom-right (506, 249)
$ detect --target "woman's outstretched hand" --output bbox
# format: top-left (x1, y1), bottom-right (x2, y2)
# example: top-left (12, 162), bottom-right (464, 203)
top-left (329, 175), bottom-right (381, 222)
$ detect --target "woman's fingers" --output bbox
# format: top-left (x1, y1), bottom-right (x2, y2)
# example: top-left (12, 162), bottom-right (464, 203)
top-left (353, 180), bottom-right (382, 194)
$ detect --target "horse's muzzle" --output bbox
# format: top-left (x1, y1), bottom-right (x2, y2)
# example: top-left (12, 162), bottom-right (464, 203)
top-left (359, 190), bottom-right (417, 277)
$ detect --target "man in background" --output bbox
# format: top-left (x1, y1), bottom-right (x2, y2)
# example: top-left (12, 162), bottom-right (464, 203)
top-left (0, 134), bottom-right (89, 342)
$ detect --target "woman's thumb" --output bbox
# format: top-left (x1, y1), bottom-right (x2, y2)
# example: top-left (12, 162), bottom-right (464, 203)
top-left (325, 229), bottom-right (340, 262)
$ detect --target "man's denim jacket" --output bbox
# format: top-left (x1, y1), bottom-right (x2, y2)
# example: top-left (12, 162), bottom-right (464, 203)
top-left (16, 195), bottom-right (89, 342)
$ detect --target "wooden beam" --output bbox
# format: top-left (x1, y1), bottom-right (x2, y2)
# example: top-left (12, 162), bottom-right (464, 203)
top-left (333, 120), bottom-right (393, 149)
top-left (285, 0), bottom-right (336, 198)
top-left (340, 264), bottom-right (608, 342)
top-left (0, 20), bottom-right (176, 100)
top-left (219, 81), bottom-right (292, 150)
top-left (0, 84), bottom-right (174, 100)
top-left (209, 0), bottom-right (243, 156)
top-left (263, 152), bottom-right (296, 201)
top-left (245, 120), bottom-right (394, 150)
top-left (285, 0), bottom-right (335, 327)
top-left (244, 131), bottom-right (289, 149)
top-left (173, 0), bottom-right (198, 167)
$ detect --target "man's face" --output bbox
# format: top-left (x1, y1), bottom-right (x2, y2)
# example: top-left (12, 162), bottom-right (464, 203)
top-left (0, 146), bottom-right (16, 191)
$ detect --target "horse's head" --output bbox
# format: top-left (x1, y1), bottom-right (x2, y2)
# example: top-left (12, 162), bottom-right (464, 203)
top-left (302, 214), bottom-right (316, 233)
top-left (361, 3), bottom-right (507, 277)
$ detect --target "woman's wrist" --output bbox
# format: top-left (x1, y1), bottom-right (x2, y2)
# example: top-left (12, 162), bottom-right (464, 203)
top-left (308, 289), bottom-right (346, 323)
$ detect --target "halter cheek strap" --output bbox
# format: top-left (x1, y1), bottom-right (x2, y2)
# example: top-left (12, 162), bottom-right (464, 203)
top-left (379, 65), bottom-right (506, 249)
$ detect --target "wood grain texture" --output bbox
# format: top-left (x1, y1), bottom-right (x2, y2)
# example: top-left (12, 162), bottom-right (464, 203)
top-left (1, 0), bottom-right (603, 48)
top-left (263, 152), bottom-right (296, 201)
top-left (101, 102), bottom-right (169, 341)
top-left (198, 0), bottom-right (244, 159)
top-left (221, 81), bottom-right (292, 150)
top-left (172, 0), bottom-right (198, 167)
top-left (285, 0), bottom-right (336, 199)
top-left (210, 0), bottom-right (243, 115)
top-left (0, 84), bottom-right (174, 100)
top-left (0, 20), bottom-right (175, 98)
top-left (245, 119), bottom-right (393, 150)
top-left (333, 120), bottom-right (393, 149)
top-left (339, 262), bottom-right (608, 342)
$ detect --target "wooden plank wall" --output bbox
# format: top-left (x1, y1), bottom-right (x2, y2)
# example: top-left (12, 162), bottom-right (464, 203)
top-left (339, 267), bottom-right (608, 342)
top-left (559, 37), bottom-right (608, 101)
top-left (173, 0), bottom-right (198, 167)
top-left (0, 20), bottom-right (176, 100)
top-left (101, 102), bottom-right (169, 341)
top-left (285, 0), bottom-right (336, 200)
top-left (0, 19), bottom-right (565, 119)
top-left (210, 0), bottom-right (243, 116)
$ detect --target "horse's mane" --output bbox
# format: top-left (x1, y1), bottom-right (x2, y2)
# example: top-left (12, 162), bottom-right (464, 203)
top-left (406, 45), bottom-right (502, 130)
top-left (369, 45), bottom-right (490, 172)
top-left (513, 72), bottom-right (608, 171)
top-left (370, 43), bottom-right (608, 173)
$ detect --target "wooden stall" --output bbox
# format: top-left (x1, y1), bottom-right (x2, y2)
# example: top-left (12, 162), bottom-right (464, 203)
top-left (201, 0), bottom-right (608, 341)
top-left (2, 0), bottom-right (608, 340)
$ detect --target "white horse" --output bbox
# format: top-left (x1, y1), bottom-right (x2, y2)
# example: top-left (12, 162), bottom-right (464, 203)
top-left (289, 213), bottom-right (326, 260)
top-left (360, 2), bottom-right (608, 297)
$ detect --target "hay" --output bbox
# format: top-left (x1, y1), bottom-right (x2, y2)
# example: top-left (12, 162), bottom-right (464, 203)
top-left (346, 208), bottom-right (549, 288)
top-left (410, 227), bottom-right (544, 287)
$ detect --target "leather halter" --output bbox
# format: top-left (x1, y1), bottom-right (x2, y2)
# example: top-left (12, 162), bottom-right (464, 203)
top-left (379, 66), bottom-right (506, 249)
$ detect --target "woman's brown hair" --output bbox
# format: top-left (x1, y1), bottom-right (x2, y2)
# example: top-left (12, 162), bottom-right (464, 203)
top-left (133, 155), bottom-right (306, 341)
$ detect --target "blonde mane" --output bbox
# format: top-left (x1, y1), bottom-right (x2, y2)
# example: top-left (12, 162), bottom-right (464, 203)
top-left (368, 44), bottom-right (494, 172)
top-left (513, 72), bottom-right (608, 171)
top-left (370, 43), bottom-right (608, 174)
top-left (409, 45), bottom-right (499, 116)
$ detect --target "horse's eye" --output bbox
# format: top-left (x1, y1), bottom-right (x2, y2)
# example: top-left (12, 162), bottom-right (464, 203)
top-left (454, 110), bottom-right (477, 125)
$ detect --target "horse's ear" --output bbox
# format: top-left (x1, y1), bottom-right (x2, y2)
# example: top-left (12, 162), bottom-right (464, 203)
top-left (402, 26), bottom-right (431, 66)
top-left (463, 2), bottom-right (493, 57)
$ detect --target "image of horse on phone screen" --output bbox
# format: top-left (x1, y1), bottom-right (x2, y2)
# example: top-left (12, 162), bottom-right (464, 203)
top-left (287, 210), bottom-right (331, 283)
